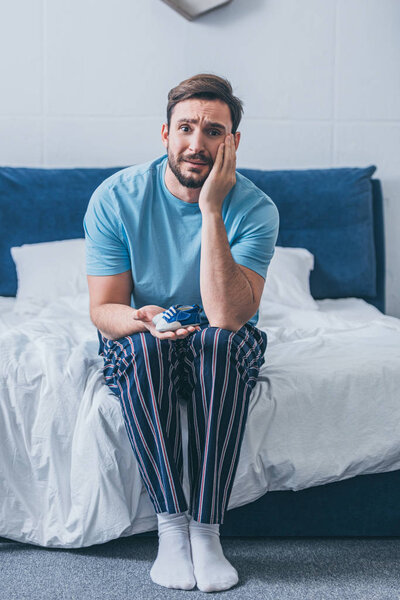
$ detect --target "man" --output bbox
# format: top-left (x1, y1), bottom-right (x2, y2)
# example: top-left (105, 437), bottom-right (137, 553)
top-left (83, 73), bottom-right (279, 592)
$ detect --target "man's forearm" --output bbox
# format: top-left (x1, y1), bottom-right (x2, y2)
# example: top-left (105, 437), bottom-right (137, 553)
top-left (91, 303), bottom-right (147, 340)
top-left (200, 212), bottom-right (254, 330)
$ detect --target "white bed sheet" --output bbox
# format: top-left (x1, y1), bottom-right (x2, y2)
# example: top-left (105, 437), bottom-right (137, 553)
top-left (0, 294), bottom-right (399, 548)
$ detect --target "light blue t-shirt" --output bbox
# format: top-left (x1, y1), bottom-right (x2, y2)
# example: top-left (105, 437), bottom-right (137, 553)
top-left (83, 154), bottom-right (279, 327)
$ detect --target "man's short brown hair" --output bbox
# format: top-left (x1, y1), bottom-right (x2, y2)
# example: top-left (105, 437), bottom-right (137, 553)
top-left (166, 73), bottom-right (244, 134)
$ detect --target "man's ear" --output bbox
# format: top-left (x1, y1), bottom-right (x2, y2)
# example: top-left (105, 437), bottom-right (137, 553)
top-left (161, 123), bottom-right (169, 150)
top-left (234, 131), bottom-right (241, 151)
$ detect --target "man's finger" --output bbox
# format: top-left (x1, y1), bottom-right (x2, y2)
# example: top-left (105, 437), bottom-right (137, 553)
top-left (214, 142), bottom-right (224, 170)
top-left (163, 332), bottom-right (175, 339)
top-left (222, 134), bottom-right (234, 170)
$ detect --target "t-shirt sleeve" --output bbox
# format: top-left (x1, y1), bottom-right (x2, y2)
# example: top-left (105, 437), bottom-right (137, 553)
top-left (83, 185), bottom-right (131, 276)
top-left (230, 193), bottom-right (279, 280)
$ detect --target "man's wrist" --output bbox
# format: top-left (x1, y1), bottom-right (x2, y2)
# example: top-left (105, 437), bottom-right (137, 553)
top-left (131, 315), bottom-right (148, 333)
top-left (201, 210), bottom-right (223, 221)
top-left (91, 303), bottom-right (148, 339)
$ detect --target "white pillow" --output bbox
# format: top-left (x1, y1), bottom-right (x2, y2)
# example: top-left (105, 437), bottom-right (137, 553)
top-left (10, 240), bottom-right (317, 315)
top-left (261, 246), bottom-right (319, 310)
top-left (10, 239), bottom-right (87, 313)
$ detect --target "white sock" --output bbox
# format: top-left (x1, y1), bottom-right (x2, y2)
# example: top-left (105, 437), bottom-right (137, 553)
top-left (189, 516), bottom-right (239, 592)
top-left (150, 510), bottom-right (196, 590)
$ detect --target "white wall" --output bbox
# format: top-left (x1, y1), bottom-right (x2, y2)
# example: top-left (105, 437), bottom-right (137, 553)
top-left (1, 0), bottom-right (399, 316)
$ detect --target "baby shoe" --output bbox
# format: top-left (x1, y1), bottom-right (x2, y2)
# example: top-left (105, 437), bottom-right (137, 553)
top-left (152, 304), bottom-right (202, 332)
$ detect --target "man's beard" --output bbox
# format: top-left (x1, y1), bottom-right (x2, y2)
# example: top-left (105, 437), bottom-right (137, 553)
top-left (167, 148), bottom-right (211, 189)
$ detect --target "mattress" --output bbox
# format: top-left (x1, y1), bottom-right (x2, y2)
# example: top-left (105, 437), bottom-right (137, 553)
top-left (1, 294), bottom-right (399, 548)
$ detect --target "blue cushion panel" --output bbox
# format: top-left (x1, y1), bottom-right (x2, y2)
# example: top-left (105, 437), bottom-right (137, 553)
top-left (0, 166), bottom-right (122, 296)
top-left (237, 165), bottom-right (377, 299)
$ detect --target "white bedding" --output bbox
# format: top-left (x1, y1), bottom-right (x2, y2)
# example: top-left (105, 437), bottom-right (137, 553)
top-left (1, 294), bottom-right (400, 548)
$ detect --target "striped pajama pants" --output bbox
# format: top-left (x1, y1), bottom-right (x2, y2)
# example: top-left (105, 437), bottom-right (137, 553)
top-left (97, 322), bottom-right (267, 524)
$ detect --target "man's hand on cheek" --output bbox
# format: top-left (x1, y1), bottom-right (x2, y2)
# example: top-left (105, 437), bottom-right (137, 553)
top-left (198, 133), bottom-right (237, 216)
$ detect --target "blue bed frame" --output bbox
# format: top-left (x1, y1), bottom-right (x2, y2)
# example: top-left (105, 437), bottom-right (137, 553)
top-left (1, 164), bottom-right (397, 537)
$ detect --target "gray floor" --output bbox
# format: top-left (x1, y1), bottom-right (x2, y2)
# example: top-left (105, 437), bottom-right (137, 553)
top-left (1, 535), bottom-right (400, 599)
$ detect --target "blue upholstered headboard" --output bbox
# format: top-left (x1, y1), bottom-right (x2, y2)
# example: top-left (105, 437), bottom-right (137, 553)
top-left (0, 163), bottom-right (385, 313)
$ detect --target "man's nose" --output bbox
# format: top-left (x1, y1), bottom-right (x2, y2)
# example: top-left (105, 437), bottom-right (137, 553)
top-left (188, 131), bottom-right (207, 154)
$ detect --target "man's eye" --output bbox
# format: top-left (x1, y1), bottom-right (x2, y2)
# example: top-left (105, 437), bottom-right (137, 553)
top-left (179, 126), bottom-right (221, 135)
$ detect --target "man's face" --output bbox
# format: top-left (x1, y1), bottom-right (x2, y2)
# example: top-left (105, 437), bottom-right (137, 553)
top-left (161, 98), bottom-right (236, 189)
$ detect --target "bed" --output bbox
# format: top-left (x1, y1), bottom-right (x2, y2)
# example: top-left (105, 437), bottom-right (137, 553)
top-left (0, 162), bottom-right (399, 548)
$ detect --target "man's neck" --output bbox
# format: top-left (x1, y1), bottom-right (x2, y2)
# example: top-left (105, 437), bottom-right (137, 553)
top-left (164, 162), bottom-right (201, 204)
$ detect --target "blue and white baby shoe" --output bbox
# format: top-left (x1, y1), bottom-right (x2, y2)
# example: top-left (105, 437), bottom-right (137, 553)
top-left (152, 304), bottom-right (202, 332)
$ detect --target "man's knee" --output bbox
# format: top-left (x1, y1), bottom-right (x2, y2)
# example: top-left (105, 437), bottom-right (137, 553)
top-left (200, 326), bottom-right (243, 350)
top-left (119, 331), bottom-right (183, 365)
top-left (207, 323), bottom-right (242, 334)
